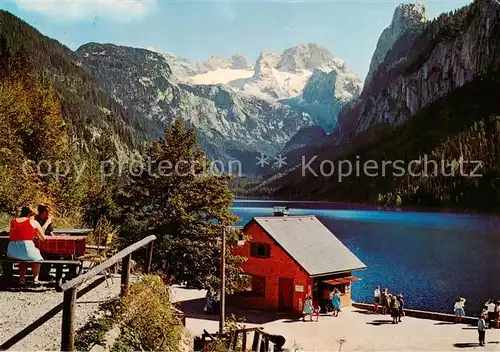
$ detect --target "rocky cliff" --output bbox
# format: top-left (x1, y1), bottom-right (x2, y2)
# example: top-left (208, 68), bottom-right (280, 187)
top-left (281, 67), bottom-right (362, 131)
top-left (338, 0), bottom-right (500, 143)
top-left (364, 3), bottom-right (427, 86)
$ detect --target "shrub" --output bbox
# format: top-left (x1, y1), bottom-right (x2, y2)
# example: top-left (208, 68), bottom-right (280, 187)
top-left (112, 275), bottom-right (183, 352)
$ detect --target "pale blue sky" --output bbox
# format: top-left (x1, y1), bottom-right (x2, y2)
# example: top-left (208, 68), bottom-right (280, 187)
top-left (2, 0), bottom-right (471, 78)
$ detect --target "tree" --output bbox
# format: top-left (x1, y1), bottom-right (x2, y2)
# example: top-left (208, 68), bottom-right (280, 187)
top-left (118, 119), bottom-right (245, 292)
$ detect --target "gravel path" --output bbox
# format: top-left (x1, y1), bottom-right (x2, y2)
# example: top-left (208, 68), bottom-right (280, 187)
top-left (0, 275), bottom-right (122, 351)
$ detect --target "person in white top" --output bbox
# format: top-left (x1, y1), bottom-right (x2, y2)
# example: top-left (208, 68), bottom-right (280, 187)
top-left (453, 297), bottom-right (466, 323)
top-left (374, 286), bottom-right (381, 314)
top-left (486, 299), bottom-right (496, 328)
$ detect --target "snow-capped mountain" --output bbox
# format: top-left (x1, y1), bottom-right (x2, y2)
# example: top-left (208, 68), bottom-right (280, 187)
top-left (156, 43), bottom-right (362, 131)
top-left (77, 43), bottom-right (312, 174)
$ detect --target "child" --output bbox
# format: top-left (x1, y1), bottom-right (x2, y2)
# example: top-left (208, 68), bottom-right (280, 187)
top-left (302, 295), bottom-right (314, 321)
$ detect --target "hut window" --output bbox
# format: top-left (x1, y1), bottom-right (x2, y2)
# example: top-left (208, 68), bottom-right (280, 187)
top-left (250, 242), bottom-right (271, 258)
top-left (235, 274), bottom-right (266, 297)
top-left (252, 275), bottom-right (266, 297)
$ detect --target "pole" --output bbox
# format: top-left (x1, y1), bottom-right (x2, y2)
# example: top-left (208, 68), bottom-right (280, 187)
top-left (121, 254), bottom-right (131, 297)
top-left (61, 287), bottom-right (77, 351)
top-left (145, 241), bottom-right (154, 274)
top-left (219, 226), bottom-right (226, 334)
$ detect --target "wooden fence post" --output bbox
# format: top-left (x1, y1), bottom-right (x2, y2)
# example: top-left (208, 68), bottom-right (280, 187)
top-left (144, 241), bottom-right (154, 274)
top-left (60, 287), bottom-right (77, 351)
top-left (121, 254), bottom-right (131, 297)
top-left (251, 331), bottom-right (262, 352)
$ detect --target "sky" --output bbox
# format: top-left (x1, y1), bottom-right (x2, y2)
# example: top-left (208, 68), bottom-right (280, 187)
top-left (1, 0), bottom-right (471, 79)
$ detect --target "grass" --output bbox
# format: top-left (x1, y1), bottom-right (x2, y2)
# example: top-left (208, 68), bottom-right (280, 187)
top-left (74, 299), bottom-right (121, 351)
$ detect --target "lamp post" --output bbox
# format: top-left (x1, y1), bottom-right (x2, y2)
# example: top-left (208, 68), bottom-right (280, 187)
top-left (219, 226), bottom-right (226, 334)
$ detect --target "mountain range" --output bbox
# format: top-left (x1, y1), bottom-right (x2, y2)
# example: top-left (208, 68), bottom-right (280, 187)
top-left (2, 0), bottom-right (498, 210)
top-left (0, 10), bottom-right (364, 174)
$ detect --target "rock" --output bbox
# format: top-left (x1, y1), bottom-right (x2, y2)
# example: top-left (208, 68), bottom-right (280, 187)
top-left (364, 3), bottom-right (427, 86)
top-left (338, 1), bottom-right (499, 142)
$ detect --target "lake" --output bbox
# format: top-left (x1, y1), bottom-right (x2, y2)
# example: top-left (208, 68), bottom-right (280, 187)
top-left (230, 200), bottom-right (500, 315)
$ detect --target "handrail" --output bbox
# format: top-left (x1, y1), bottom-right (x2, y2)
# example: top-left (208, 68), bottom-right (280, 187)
top-left (58, 235), bottom-right (156, 292)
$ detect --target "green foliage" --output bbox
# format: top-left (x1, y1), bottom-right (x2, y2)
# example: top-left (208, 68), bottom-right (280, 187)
top-left (75, 300), bottom-right (121, 352)
top-left (117, 120), bottom-right (245, 292)
top-left (111, 275), bottom-right (183, 352)
top-left (0, 31), bottom-right (118, 226)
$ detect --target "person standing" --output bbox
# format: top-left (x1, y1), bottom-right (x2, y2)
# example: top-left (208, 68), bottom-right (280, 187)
top-left (454, 297), bottom-right (466, 324)
top-left (374, 286), bottom-right (381, 314)
top-left (486, 299), bottom-right (496, 329)
top-left (381, 288), bottom-right (389, 315)
top-left (35, 204), bottom-right (55, 281)
top-left (302, 294), bottom-right (314, 321)
top-left (332, 289), bottom-right (341, 317)
top-left (390, 295), bottom-right (400, 324)
top-left (213, 290), bottom-right (220, 315)
top-left (478, 315), bottom-right (486, 346)
top-left (397, 294), bottom-right (405, 322)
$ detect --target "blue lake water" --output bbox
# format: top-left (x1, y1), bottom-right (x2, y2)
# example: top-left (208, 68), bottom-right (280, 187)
top-left (230, 200), bottom-right (500, 315)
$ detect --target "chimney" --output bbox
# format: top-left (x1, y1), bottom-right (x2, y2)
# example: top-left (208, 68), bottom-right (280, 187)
top-left (273, 206), bottom-right (289, 217)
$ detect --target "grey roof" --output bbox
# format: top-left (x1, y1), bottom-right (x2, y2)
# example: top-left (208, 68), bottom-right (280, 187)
top-left (251, 216), bottom-right (367, 277)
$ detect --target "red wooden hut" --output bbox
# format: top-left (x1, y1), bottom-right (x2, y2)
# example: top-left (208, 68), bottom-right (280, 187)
top-left (230, 214), bottom-right (367, 314)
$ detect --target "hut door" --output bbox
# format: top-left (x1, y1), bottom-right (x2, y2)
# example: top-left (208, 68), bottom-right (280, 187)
top-left (278, 277), bottom-right (294, 311)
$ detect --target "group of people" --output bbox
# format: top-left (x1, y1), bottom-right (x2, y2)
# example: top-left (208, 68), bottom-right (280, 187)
top-left (453, 297), bottom-right (500, 346)
top-left (302, 288), bottom-right (342, 321)
top-left (373, 286), bottom-right (405, 324)
top-left (6, 205), bottom-right (55, 286)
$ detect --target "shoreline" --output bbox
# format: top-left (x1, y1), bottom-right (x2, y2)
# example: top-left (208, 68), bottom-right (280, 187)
top-left (352, 302), bottom-right (480, 325)
top-left (232, 198), bottom-right (500, 217)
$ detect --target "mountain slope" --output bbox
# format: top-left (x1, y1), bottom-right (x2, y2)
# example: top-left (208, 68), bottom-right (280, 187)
top-left (77, 43), bottom-right (313, 174)
top-left (0, 10), bottom-right (146, 153)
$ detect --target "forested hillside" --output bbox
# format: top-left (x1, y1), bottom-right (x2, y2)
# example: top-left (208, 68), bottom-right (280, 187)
top-left (0, 10), bottom-right (149, 152)
top-left (266, 0), bottom-right (500, 211)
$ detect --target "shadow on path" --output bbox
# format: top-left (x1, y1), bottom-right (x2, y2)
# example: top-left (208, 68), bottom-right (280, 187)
top-left (177, 298), bottom-right (294, 325)
top-left (366, 319), bottom-right (393, 326)
top-left (454, 342), bottom-right (481, 348)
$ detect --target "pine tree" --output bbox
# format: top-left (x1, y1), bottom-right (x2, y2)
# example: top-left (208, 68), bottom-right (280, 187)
top-left (118, 120), bottom-right (245, 292)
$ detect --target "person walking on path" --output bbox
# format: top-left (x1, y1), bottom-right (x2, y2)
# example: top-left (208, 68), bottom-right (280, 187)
top-left (454, 297), bottom-right (466, 324)
top-left (374, 286), bottom-right (381, 314)
top-left (478, 315), bottom-right (486, 346)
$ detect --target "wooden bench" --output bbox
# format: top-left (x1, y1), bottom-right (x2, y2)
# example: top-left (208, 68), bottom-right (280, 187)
top-left (0, 259), bottom-right (83, 282)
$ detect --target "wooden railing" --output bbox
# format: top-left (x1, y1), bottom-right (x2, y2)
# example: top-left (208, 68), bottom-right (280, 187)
top-left (57, 235), bottom-right (156, 351)
top-left (196, 327), bottom-right (285, 352)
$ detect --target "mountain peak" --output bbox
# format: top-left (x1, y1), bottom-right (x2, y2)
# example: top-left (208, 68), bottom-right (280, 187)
top-left (276, 43), bottom-right (341, 73)
top-left (364, 2), bottom-right (428, 85)
top-left (392, 3), bottom-right (427, 28)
